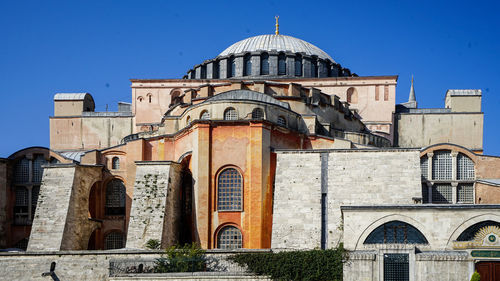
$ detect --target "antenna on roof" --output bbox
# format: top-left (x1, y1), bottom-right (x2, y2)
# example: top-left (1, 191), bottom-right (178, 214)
top-left (275, 15), bottom-right (279, 35)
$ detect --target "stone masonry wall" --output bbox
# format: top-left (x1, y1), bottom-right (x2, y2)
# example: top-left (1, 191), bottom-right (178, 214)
top-left (127, 161), bottom-right (182, 249)
top-left (271, 152), bottom-right (321, 249)
top-left (0, 250), bottom-right (269, 281)
top-left (272, 149), bottom-right (421, 249)
top-left (327, 150), bottom-right (421, 248)
top-left (28, 164), bottom-right (102, 251)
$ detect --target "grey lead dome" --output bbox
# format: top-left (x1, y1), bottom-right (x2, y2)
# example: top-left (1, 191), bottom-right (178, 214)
top-left (218, 34), bottom-right (335, 62)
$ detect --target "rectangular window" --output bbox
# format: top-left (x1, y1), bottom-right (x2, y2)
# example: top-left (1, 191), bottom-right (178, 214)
top-left (433, 184), bottom-right (453, 203)
top-left (457, 184), bottom-right (474, 203)
top-left (384, 253), bottom-right (409, 281)
top-left (14, 187), bottom-right (29, 225)
top-left (375, 86), bottom-right (380, 101)
top-left (384, 85), bottom-right (389, 101)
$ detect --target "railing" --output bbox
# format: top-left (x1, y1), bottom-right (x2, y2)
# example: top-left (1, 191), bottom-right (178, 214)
top-left (109, 254), bottom-right (249, 277)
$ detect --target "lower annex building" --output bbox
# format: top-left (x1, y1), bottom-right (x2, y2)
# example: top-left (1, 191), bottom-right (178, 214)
top-left (1, 30), bottom-right (500, 280)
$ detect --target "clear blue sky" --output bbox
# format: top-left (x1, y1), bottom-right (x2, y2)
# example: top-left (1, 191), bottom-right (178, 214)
top-left (1, 0), bottom-right (499, 156)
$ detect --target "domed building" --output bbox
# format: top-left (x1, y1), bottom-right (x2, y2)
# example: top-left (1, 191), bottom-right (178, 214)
top-left (0, 27), bottom-right (499, 281)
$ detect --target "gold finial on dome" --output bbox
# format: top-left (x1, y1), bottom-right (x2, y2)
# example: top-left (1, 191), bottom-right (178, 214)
top-left (275, 15), bottom-right (279, 35)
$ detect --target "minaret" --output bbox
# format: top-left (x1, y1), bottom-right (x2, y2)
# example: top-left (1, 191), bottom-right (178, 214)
top-left (406, 75), bottom-right (417, 108)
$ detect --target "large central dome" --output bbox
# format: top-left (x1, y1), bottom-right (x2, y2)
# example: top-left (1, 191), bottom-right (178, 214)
top-left (218, 34), bottom-right (334, 62)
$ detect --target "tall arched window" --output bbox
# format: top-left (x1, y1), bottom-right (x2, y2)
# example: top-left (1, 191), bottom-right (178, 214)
top-left (244, 54), bottom-right (252, 76)
top-left (200, 110), bottom-right (210, 120)
top-left (295, 55), bottom-right (302, 76)
top-left (260, 53), bottom-right (269, 75)
top-left (278, 53), bottom-right (286, 75)
top-left (228, 56), bottom-right (235, 78)
top-left (112, 157), bottom-right (120, 170)
top-left (217, 168), bottom-right (242, 211)
top-left (104, 231), bottom-right (124, 250)
top-left (346, 87), bottom-right (358, 104)
top-left (217, 226), bottom-right (242, 249)
top-left (251, 108), bottom-right (264, 119)
top-left (364, 221), bottom-right (428, 244)
top-left (311, 57), bottom-right (318, 77)
top-left (14, 157), bottom-right (29, 183)
top-left (224, 108), bottom-right (238, 120)
top-left (105, 179), bottom-right (126, 216)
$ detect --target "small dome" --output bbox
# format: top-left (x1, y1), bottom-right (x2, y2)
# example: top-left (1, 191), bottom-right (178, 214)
top-left (218, 34), bottom-right (334, 62)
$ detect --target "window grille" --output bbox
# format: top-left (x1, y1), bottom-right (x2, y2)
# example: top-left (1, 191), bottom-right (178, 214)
top-left (14, 158), bottom-right (29, 183)
top-left (457, 184), bottom-right (474, 203)
top-left (295, 55), bottom-right (302, 76)
top-left (421, 184), bottom-right (429, 203)
top-left (217, 168), bottom-right (242, 211)
top-left (32, 155), bottom-right (46, 183)
top-left (432, 184), bottom-right (453, 203)
top-left (105, 179), bottom-right (126, 215)
top-left (277, 116), bottom-right (287, 127)
top-left (112, 157), bottom-right (120, 170)
top-left (364, 220), bottom-right (428, 244)
top-left (420, 156), bottom-right (428, 179)
top-left (251, 108), bottom-right (264, 119)
top-left (217, 226), bottom-right (242, 249)
top-left (457, 153), bottom-right (474, 180)
top-left (432, 151), bottom-right (452, 180)
top-left (105, 232), bottom-right (124, 250)
top-left (15, 187), bottom-right (28, 206)
top-left (278, 53), bottom-right (286, 75)
top-left (383, 254), bottom-right (409, 281)
top-left (200, 111), bottom-right (210, 120)
top-left (224, 108), bottom-right (238, 120)
top-left (244, 54), bottom-right (252, 76)
top-left (260, 53), bottom-right (269, 75)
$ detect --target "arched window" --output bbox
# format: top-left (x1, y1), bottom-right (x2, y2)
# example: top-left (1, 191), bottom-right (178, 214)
top-left (104, 231), bottom-right (124, 250)
top-left (311, 58), bottom-right (318, 78)
top-left (200, 110), bottom-right (210, 120)
top-left (278, 53), bottom-right (286, 75)
top-left (148, 94), bottom-right (152, 103)
top-left (346, 87), bottom-right (358, 104)
top-left (432, 151), bottom-right (452, 180)
top-left (32, 155), bottom-right (46, 183)
top-left (457, 153), bottom-right (475, 180)
top-left (105, 179), bottom-right (126, 216)
top-left (228, 56), bottom-right (235, 78)
top-left (217, 226), bottom-right (242, 249)
top-left (456, 220), bottom-right (500, 241)
top-left (295, 55), bottom-right (302, 76)
top-left (260, 53), bottom-right (269, 75)
top-left (251, 108), bottom-right (264, 119)
top-left (364, 221), bottom-right (428, 244)
top-left (277, 116), bottom-right (287, 127)
top-left (170, 90), bottom-right (181, 106)
top-left (217, 168), bottom-right (242, 211)
top-left (14, 157), bottom-right (29, 183)
top-left (244, 54), bottom-right (252, 76)
top-left (224, 108), bottom-right (238, 121)
top-left (112, 157), bottom-right (120, 170)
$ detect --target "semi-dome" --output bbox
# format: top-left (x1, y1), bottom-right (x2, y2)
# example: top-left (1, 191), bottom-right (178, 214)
top-left (218, 34), bottom-right (334, 62)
